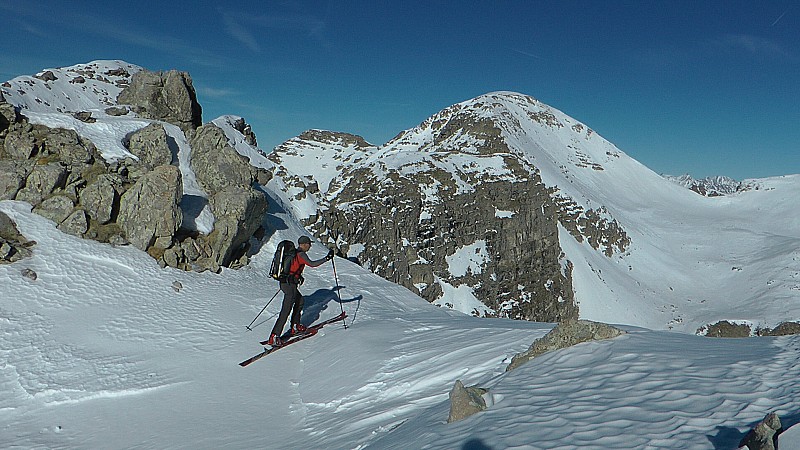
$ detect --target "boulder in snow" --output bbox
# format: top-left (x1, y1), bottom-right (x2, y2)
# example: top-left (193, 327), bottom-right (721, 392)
top-left (739, 412), bottom-right (781, 450)
top-left (507, 319), bottom-right (626, 371)
top-left (117, 69), bottom-right (202, 133)
top-left (447, 379), bottom-right (488, 423)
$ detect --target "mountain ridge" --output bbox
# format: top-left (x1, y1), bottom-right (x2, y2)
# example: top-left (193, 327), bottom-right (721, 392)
top-left (3, 60), bottom-right (799, 333)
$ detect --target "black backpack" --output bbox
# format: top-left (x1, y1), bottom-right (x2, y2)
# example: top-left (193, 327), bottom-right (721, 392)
top-left (269, 240), bottom-right (297, 281)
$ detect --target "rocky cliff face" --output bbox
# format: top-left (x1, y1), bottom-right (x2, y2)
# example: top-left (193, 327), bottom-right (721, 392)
top-left (0, 62), bottom-right (268, 272)
top-left (269, 93), bottom-right (632, 322)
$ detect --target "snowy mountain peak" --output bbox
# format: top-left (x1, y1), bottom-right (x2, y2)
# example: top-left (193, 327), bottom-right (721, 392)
top-left (663, 173), bottom-right (759, 196)
top-left (2, 60), bottom-right (142, 117)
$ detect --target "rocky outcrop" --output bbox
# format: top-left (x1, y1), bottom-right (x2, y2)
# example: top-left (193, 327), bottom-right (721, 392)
top-left (190, 124), bottom-right (255, 192)
top-left (1, 63), bottom-right (270, 274)
top-left (0, 210), bottom-right (35, 263)
top-left (125, 123), bottom-right (173, 171)
top-left (206, 185), bottom-right (268, 267)
top-left (698, 320), bottom-right (800, 337)
top-left (507, 320), bottom-right (626, 371)
top-left (447, 380), bottom-right (488, 423)
top-left (117, 69), bottom-right (202, 132)
top-left (697, 321), bottom-right (752, 338)
top-left (270, 93), bottom-right (634, 322)
top-left (739, 412), bottom-right (781, 450)
top-left (117, 165), bottom-right (183, 251)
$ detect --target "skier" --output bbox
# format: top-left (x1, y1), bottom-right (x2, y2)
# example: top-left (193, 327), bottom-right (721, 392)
top-left (266, 236), bottom-right (334, 346)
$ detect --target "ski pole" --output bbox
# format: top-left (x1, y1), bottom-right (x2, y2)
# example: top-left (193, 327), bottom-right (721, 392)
top-left (331, 255), bottom-right (347, 329)
top-left (246, 289), bottom-right (280, 331)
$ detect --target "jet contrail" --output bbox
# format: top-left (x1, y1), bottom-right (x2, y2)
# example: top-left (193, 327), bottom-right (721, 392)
top-left (770, 8), bottom-right (789, 27)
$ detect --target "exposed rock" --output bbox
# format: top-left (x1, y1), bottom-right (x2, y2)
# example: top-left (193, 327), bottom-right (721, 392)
top-left (117, 69), bottom-right (202, 132)
top-left (739, 412), bottom-right (781, 450)
top-left (35, 70), bottom-right (57, 82)
top-left (15, 162), bottom-right (68, 206)
top-left (229, 116), bottom-right (258, 147)
top-left (117, 165), bottom-right (183, 251)
top-left (42, 127), bottom-right (96, 166)
top-left (125, 123), bottom-right (173, 171)
top-left (447, 380), bottom-right (488, 423)
top-left (3, 123), bottom-right (44, 159)
top-left (172, 280), bottom-right (183, 292)
top-left (0, 95), bottom-right (16, 131)
top-left (206, 185), bottom-right (268, 266)
top-left (104, 106), bottom-right (129, 116)
top-left (21, 268), bottom-right (37, 281)
top-left (0, 160), bottom-right (33, 200)
top-left (189, 124), bottom-right (255, 192)
top-left (698, 321), bottom-right (752, 338)
top-left (73, 111), bottom-right (96, 123)
top-left (57, 209), bottom-right (88, 236)
top-left (0, 211), bottom-right (34, 263)
top-left (507, 320), bottom-right (626, 371)
top-left (758, 322), bottom-right (800, 336)
top-left (79, 174), bottom-right (121, 224)
top-left (33, 194), bottom-right (75, 224)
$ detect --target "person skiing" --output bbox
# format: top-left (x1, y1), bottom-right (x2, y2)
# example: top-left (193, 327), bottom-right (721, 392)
top-left (266, 236), bottom-right (334, 346)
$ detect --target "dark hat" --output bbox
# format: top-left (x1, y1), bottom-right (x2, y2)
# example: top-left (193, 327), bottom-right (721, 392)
top-left (298, 236), bottom-right (312, 245)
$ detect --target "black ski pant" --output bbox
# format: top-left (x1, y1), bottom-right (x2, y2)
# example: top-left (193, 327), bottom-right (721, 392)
top-left (271, 281), bottom-right (304, 336)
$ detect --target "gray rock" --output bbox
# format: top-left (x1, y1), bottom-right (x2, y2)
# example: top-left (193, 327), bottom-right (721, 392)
top-left (447, 380), bottom-right (488, 423)
top-left (104, 106), bottom-right (129, 116)
top-left (507, 320), bottom-right (626, 371)
top-left (57, 209), bottom-right (88, 236)
top-left (206, 185), bottom-right (268, 266)
top-left (117, 165), bottom-right (183, 251)
top-left (4, 123), bottom-right (43, 159)
top-left (739, 412), bottom-right (781, 450)
top-left (229, 117), bottom-right (258, 146)
top-left (21, 268), bottom-right (37, 281)
top-left (189, 124), bottom-right (255, 193)
top-left (0, 211), bottom-right (27, 243)
top-left (0, 160), bottom-right (33, 200)
top-left (0, 101), bottom-right (16, 131)
top-left (73, 111), bottom-right (96, 123)
top-left (0, 211), bottom-right (34, 263)
top-left (43, 128), bottom-right (95, 165)
top-left (698, 321), bottom-right (752, 338)
top-left (125, 123), bottom-right (173, 170)
top-left (16, 162), bottom-right (68, 206)
top-left (79, 174), bottom-right (121, 224)
top-left (117, 69), bottom-right (202, 132)
top-left (759, 322), bottom-right (800, 336)
top-left (33, 194), bottom-right (75, 224)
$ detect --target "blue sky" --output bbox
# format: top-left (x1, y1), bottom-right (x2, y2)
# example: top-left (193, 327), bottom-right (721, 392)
top-left (2, 1), bottom-right (798, 179)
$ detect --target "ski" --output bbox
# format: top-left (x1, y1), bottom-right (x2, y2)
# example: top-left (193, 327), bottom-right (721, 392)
top-left (240, 312), bottom-right (348, 367)
top-left (239, 329), bottom-right (319, 367)
top-left (258, 311), bottom-right (347, 345)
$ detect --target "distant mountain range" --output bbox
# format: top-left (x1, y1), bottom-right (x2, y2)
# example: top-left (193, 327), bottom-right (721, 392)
top-left (3, 61), bottom-right (799, 334)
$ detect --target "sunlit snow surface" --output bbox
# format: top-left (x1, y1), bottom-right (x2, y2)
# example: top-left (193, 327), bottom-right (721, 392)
top-left (3, 200), bottom-right (800, 449)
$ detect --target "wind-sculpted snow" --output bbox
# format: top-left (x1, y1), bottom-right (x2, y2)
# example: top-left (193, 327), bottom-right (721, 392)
top-left (3, 199), bottom-right (800, 448)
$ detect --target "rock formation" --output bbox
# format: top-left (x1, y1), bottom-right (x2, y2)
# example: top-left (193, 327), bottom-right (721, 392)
top-left (739, 412), bottom-right (781, 450)
top-left (0, 210), bottom-right (35, 263)
top-left (447, 380), bottom-right (488, 423)
top-left (117, 69), bottom-right (202, 133)
top-left (506, 320), bottom-right (626, 371)
top-left (0, 66), bottom-right (268, 273)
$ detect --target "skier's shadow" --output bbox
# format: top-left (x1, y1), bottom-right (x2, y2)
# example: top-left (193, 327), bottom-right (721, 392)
top-left (302, 285), bottom-right (362, 325)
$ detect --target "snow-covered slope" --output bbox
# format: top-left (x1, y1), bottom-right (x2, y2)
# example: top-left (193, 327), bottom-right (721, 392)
top-left (272, 91), bottom-right (800, 333)
top-left (3, 60), bottom-right (800, 448)
top-left (3, 199), bottom-right (800, 449)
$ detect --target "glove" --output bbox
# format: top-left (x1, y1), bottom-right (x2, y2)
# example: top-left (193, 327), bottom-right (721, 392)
top-left (326, 249), bottom-right (335, 261)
